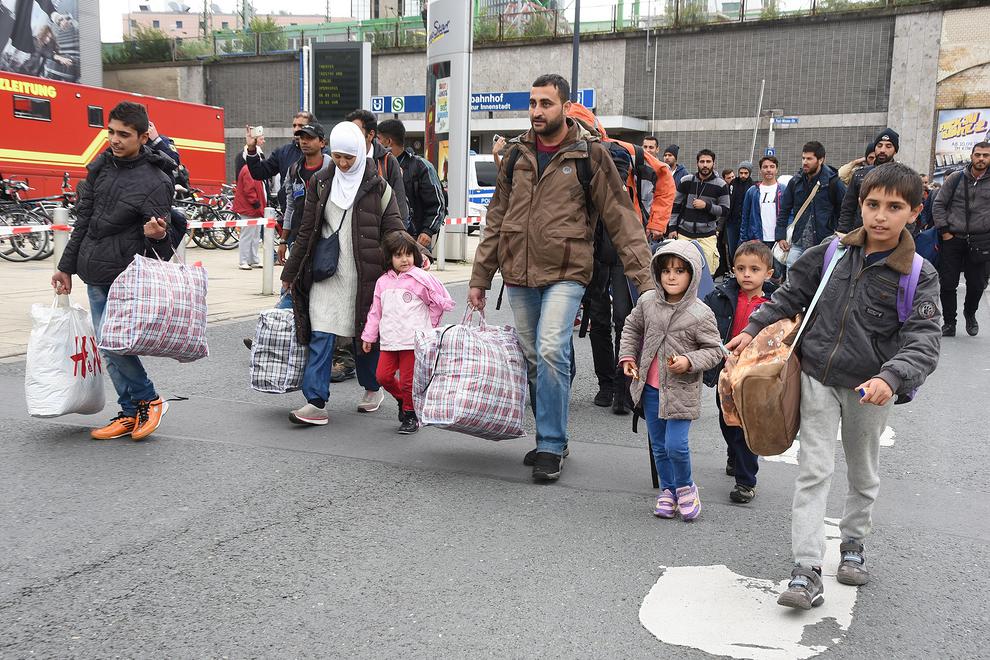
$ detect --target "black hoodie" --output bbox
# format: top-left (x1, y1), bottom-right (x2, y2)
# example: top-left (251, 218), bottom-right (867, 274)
top-left (728, 176), bottom-right (755, 227)
top-left (58, 146), bottom-right (175, 286)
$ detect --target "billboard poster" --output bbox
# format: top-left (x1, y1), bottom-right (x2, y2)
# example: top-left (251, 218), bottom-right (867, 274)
top-left (0, 0), bottom-right (80, 82)
top-left (435, 76), bottom-right (450, 135)
top-left (933, 108), bottom-right (990, 182)
top-left (425, 60), bottom-right (450, 177)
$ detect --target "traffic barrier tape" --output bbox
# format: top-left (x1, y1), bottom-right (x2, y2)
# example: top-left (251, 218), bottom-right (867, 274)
top-left (444, 216), bottom-right (483, 226)
top-left (0, 217), bottom-right (276, 236)
top-left (0, 223), bottom-right (71, 236)
top-left (185, 218), bottom-right (277, 230)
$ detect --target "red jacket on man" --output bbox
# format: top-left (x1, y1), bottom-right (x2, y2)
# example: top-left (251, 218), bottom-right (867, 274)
top-left (232, 163), bottom-right (266, 216)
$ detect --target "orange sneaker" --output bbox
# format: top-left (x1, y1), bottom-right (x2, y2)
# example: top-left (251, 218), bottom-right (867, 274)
top-left (91, 413), bottom-right (137, 440)
top-left (131, 398), bottom-right (169, 441)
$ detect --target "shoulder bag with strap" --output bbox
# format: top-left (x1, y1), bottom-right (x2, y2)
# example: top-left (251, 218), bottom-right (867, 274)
top-left (312, 181), bottom-right (393, 282)
top-left (772, 179), bottom-right (820, 264)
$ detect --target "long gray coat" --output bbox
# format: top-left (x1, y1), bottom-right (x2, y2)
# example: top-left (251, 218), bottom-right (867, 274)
top-left (618, 240), bottom-right (723, 420)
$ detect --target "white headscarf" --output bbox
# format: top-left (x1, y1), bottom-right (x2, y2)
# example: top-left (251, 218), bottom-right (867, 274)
top-left (328, 121), bottom-right (368, 210)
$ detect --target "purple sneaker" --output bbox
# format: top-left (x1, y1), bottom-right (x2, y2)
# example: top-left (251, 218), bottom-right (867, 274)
top-left (676, 484), bottom-right (701, 521)
top-left (653, 489), bottom-right (677, 518)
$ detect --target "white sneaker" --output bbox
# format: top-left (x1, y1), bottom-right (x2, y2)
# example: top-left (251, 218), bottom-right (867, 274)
top-left (250, 263), bottom-right (263, 269)
top-left (357, 390), bottom-right (385, 413)
top-left (239, 263), bottom-right (252, 270)
top-left (289, 403), bottom-right (328, 425)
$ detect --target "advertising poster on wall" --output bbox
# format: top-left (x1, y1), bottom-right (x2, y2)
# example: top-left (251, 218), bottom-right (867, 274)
top-left (0, 0), bottom-right (80, 82)
top-left (425, 60), bottom-right (450, 181)
top-left (933, 108), bottom-right (990, 182)
top-left (435, 76), bottom-right (450, 135)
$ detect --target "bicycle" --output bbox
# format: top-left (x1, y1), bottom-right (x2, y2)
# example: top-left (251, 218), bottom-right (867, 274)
top-left (0, 179), bottom-right (53, 262)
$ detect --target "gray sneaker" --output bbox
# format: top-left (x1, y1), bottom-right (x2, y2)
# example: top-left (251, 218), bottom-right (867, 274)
top-left (289, 403), bottom-right (329, 426)
top-left (357, 390), bottom-right (385, 413)
top-left (777, 566), bottom-right (824, 610)
top-left (836, 541), bottom-right (870, 586)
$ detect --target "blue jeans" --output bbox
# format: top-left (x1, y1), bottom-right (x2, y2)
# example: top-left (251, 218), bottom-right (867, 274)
top-left (786, 243), bottom-right (807, 269)
top-left (506, 281), bottom-right (586, 455)
top-left (301, 332), bottom-right (380, 407)
top-left (87, 284), bottom-right (157, 417)
top-left (641, 385), bottom-right (693, 492)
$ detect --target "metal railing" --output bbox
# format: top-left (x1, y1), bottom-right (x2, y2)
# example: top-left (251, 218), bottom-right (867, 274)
top-left (103, 0), bottom-right (946, 65)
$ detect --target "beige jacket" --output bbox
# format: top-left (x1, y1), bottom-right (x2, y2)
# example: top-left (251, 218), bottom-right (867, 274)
top-left (618, 240), bottom-right (723, 420)
top-left (469, 119), bottom-right (654, 293)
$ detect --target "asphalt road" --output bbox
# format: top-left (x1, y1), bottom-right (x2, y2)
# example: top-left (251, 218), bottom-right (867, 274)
top-left (1, 281), bottom-right (988, 658)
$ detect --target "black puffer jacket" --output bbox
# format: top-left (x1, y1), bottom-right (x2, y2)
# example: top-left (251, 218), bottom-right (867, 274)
top-left (58, 147), bottom-right (174, 286)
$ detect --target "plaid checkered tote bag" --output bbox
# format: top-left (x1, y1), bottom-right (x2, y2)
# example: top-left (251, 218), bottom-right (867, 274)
top-left (413, 308), bottom-right (527, 441)
top-left (250, 302), bottom-right (307, 393)
top-left (99, 254), bottom-right (209, 362)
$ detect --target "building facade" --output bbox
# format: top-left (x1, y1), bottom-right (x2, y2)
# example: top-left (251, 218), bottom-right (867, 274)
top-left (122, 11), bottom-right (331, 40)
top-left (104, 3), bottom-right (989, 181)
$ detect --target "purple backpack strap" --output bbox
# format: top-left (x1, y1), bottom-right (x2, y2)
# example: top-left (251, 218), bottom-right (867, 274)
top-left (822, 236), bottom-right (840, 271)
top-left (897, 254), bottom-right (924, 324)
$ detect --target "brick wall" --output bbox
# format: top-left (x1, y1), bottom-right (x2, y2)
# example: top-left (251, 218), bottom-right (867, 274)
top-left (624, 15), bottom-right (895, 121)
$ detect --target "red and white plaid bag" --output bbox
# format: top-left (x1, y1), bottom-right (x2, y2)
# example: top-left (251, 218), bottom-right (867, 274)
top-left (413, 309), bottom-right (527, 441)
top-left (99, 254), bottom-right (209, 362)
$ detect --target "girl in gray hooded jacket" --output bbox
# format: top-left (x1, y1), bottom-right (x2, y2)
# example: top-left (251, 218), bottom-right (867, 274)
top-left (619, 240), bottom-right (723, 521)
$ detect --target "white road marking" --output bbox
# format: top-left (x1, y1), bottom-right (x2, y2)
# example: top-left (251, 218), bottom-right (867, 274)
top-left (765, 426), bottom-right (896, 465)
top-left (639, 518), bottom-right (856, 659)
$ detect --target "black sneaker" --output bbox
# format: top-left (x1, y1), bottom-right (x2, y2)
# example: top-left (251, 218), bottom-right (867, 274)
top-left (593, 387), bottom-right (613, 407)
top-left (523, 445), bottom-right (569, 466)
top-left (398, 411), bottom-right (419, 435)
top-left (965, 313), bottom-right (979, 336)
top-left (611, 392), bottom-right (630, 415)
top-left (725, 455), bottom-right (736, 477)
top-left (729, 484), bottom-right (755, 504)
top-left (243, 337), bottom-right (253, 350)
top-left (777, 566), bottom-right (824, 610)
top-left (836, 541), bottom-right (870, 586)
top-left (532, 452), bottom-right (563, 481)
top-left (942, 323), bottom-right (956, 337)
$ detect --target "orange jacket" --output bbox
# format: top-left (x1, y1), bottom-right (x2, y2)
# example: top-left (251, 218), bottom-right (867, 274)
top-left (566, 103), bottom-right (675, 234)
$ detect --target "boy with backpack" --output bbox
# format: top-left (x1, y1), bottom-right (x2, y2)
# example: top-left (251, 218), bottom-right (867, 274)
top-left (726, 162), bottom-right (941, 610)
top-left (703, 241), bottom-right (777, 504)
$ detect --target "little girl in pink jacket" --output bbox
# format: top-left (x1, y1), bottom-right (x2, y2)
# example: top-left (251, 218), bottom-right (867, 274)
top-left (362, 231), bottom-right (454, 434)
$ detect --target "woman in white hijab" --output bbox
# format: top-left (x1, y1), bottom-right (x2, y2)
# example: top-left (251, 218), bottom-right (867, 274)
top-left (281, 120), bottom-right (405, 426)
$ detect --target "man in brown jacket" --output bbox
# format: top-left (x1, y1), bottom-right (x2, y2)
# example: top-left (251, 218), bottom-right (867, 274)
top-left (468, 74), bottom-right (654, 482)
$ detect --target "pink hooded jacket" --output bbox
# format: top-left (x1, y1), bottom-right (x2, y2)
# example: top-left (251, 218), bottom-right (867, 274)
top-left (361, 266), bottom-right (455, 351)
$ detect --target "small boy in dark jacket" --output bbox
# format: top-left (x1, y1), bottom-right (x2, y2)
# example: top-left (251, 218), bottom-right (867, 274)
top-left (727, 162), bottom-right (941, 611)
top-left (703, 242), bottom-right (776, 504)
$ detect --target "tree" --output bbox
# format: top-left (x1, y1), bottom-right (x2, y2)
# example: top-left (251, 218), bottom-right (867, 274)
top-left (103, 25), bottom-right (172, 64)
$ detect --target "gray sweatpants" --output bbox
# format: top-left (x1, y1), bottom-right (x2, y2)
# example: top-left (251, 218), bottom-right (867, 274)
top-left (238, 219), bottom-right (261, 266)
top-left (792, 373), bottom-right (893, 567)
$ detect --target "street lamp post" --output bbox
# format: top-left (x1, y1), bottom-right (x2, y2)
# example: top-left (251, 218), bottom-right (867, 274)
top-left (570, 0), bottom-right (581, 101)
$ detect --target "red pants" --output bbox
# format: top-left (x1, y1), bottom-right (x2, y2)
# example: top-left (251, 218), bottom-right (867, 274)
top-left (376, 349), bottom-right (415, 413)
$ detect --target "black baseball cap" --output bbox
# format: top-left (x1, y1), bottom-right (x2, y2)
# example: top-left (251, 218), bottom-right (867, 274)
top-left (294, 123), bottom-right (326, 139)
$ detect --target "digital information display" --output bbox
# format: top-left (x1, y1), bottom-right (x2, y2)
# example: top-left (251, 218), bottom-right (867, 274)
top-left (312, 44), bottom-right (363, 126)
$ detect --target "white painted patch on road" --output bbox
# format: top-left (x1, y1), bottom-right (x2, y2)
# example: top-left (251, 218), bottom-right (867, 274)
top-left (639, 518), bottom-right (857, 659)
top-left (765, 426), bottom-right (896, 465)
